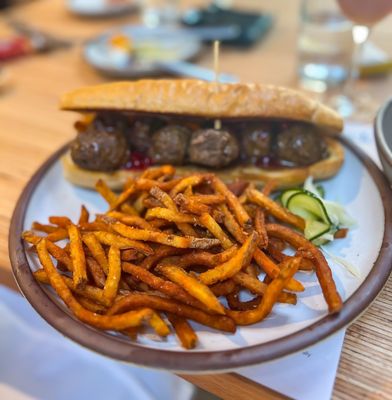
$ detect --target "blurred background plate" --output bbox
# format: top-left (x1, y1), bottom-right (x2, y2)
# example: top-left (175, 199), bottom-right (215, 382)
top-left (83, 25), bottom-right (202, 78)
top-left (67, 0), bottom-right (137, 18)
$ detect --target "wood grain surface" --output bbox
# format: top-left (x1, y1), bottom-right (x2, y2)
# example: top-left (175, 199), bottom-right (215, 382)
top-left (0, 1), bottom-right (391, 399)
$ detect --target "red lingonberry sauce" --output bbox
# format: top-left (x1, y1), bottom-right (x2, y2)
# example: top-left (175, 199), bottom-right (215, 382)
top-left (123, 152), bottom-right (153, 170)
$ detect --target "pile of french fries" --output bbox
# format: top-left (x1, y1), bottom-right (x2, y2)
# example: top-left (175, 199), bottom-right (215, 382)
top-left (22, 165), bottom-right (342, 349)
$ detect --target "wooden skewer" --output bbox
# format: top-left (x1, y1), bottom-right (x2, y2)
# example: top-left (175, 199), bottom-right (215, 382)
top-left (213, 40), bottom-right (221, 131)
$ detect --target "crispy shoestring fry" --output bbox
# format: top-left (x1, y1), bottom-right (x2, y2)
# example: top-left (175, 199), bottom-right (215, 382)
top-left (23, 165), bottom-right (345, 349)
top-left (266, 224), bottom-right (342, 313)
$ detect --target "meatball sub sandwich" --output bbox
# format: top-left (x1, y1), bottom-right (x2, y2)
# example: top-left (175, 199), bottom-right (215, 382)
top-left (60, 79), bottom-right (344, 189)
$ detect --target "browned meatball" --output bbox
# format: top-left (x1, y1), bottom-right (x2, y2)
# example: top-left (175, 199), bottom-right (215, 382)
top-left (276, 124), bottom-right (328, 166)
top-left (70, 125), bottom-right (128, 172)
top-left (189, 129), bottom-right (239, 168)
top-left (149, 125), bottom-right (190, 165)
top-left (240, 123), bottom-right (272, 163)
top-left (127, 120), bottom-right (151, 153)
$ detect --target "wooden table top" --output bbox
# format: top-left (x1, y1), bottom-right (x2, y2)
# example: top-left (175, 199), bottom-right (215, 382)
top-left (1, 1), bottom-right (392, 399)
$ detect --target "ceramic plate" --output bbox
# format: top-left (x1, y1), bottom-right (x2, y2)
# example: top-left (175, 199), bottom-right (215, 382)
top-left (67, 0), bottom-right (136, 18)
top-left (83, 25), bottom-right (201, 78)
top-left (9, 138), bottom-right (392, 372)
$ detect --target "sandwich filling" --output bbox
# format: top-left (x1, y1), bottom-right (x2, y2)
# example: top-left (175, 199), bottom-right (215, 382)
top-left (70, 112), bottom-right (329, 172)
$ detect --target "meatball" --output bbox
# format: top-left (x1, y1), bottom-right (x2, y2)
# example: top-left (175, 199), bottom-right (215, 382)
top-left (189, 129), bottom-right (239, 168)
top-left (70, 125), bottom-right (129, 172)
top-left (276, 124), bottom-right (328, 166)
top-left (149, 125), bottom-right (190, 165)
top-left (93, 112), bottom-right (130, 133)
top-left (127, 120), bottom-right (152, 153)
top-left (240, 123), bottom-right (272, 163)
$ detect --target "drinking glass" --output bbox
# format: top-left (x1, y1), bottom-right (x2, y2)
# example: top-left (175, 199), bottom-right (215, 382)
top-left (139, 0), bottom-right (179, 28)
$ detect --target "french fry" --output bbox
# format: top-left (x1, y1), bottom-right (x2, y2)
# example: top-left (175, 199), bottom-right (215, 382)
top-left (93, 231), bottom-right (153, 255)
top-left (266, 224), bottom-right (342, 313)
top-left (34, 269), bottom-right (109, 306)
top-left (78, 205), bottom-right (90, 224)
top-left (232, 272), bottom-right (297, 305)
top-left (46, 229), bottom-right (68, 242)
top-left (167, 314), bottom-right (197, 349)
top-left (198, 213), bottom-right (233, 249)
top-left (254, 207), bottom-right (268, 248)
top-left (112, 222), bottom-right (220, 249)
top-left (102, 246), bottom-right (122, 305)
top-left (49, 216), bottom-right (72, 228)
top-left (68, 224), bottom-right (87, 288)
top-left (86, 257), bottom-right (106, 288)
top-left (145, 208), bottom-right (197, 224)
top-left (76, 295), bottom-right (107, 314)
top-left (110, 182), bottom-right (137, 211)
top-left (79, 222), bottom-right (111, 232)
top-left (141, 165), bottom-right (175, 180)
top-left (133, 192), bottom-right (149, 214)
top-left (136, 178), bottom-right (182, 192)
top-left (95, 179), bottom-right (117, 208)
top-left (170, 174), bottom-right (208, 197)
top-left (82, 233), bottom-right (109, 274)
top-left (212, 176), bottom-right (251, 227)
top-left (150, 186), bottom-right (197, 236)
top-left (174, 193), bottom-right (211, 215)
top-left (199, 232), bottom-right (258, 285)
top-left (187, 194), bottom-right (225, 205)
top-left (36, 240), bottom-right (154, 330)
top-left (31, 222), bottom-right (58, 234)
top-left (149, 312), bottom-right (171, 337)
top-left (120, 203), bottom-right (139, 216)
top-left (156, 265), bottom-right (225, 315)
top-left (107, 211), bottom-right (156, 230)
top-left (121, 249), bottom-right (140, 262)
top-left (227, 257), bottom-right (301, 325)
top-left (227, 290), bottom-right (260, 311)
top-left (107, 292), bottom-right (236, 333)
top-left (248, 189), bottom-right (305, 231)
top-left (210, 279), bottom-right (237, 297)
top-left (122, 262), bottom-right (203, 308)
top-left (262, 180), bottom-right (278, 196)
top-left (140, 246), bottom-right (186, 270)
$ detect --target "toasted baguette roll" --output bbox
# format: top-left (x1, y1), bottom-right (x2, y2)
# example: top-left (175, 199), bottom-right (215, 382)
top-left (61, 80), bottom-right (343, 134)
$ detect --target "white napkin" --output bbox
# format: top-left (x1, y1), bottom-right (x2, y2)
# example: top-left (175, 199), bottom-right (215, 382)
top-left (0, 285), bottom-right (194, 400)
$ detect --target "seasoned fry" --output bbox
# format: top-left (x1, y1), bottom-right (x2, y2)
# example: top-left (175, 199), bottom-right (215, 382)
top-left (262, 180), bottom-right (278, 196)
top-left (188, 194), bottom-right (225, 205)
top-left (34, 269), bottom-right (109, 306)
top-left (78, 205), bottom-right (90, 224)
top-left (95, 179), bottom-right (117, 208)
top-left (46, 229), bottom-right (68, 242)
top-left (101, 246), bottom-right (121, 304)
top-left (107, 293), bottom-right (236, 333)
top-left (199, 232), bottom-right (258, 285)
top-left (32, 222), bottom-right (58, 234)
top-left (150, 186), bottom-right (197, 236)
top-left (107, 211), bottom-right (155, 230)
top-left (170, 175), bottom-right (208, 197)
top-left (227, 257), bottom-right (301, 325)
top-left (24, 165), bottom-right (346, 349)
top-left (82, 232), bottom-right (109, 274)
top-left (149, 312), bottom-right (171, 337)
top-left (266, 224), bottom-right (342, 313)
top-left (198, 213), bottom-right (233, 249)
top-left (122, 262), bottom-right (203, 308)
top-left (141, 165), bottom-right (175, 180)
top-left (49, 216), bottom-right (72, 228)
top-left (156, 265), bottom-right (225, 315)
top-left (112, 222), bottom-right (220, 249)
top-left (36, 240), bottom-right (155, 330)
top-left (93, 231), bottom-right (153, 255)
top-left (254, 207), bottom-right (268, 248)
top-left (145, 208), bottom-right (197, 224)
top-left (68, 224), bottom-right (87, 288)
top-left (210, 279), bottom-right (237, 297)
top-left (167, 314), bottom-right (197, 349)
top-left (248, 189), bottom-right (305, 230)
top-left (212, 176), bottom-right (251, 227)
top-left (86, 257), bottom-right (106, 288)
top-left (174, 193), bottom-right (211, 215)
top-left (232, 272), bottom-right (297, 305)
